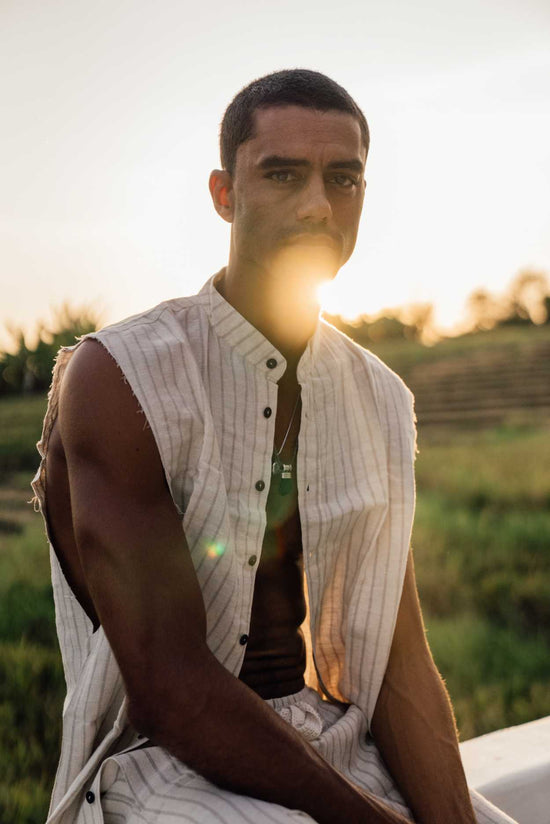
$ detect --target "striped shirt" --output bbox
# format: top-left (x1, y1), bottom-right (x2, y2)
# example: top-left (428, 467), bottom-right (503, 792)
top-left (32, 272), bottom-right (417, 823)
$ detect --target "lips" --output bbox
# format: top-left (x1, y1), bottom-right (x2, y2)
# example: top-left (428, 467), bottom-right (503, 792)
top-left (284, 231), bottom-right (339, 246)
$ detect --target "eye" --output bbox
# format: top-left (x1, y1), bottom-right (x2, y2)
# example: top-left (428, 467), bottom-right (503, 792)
top-left (266, 170), bottom-right (298, 183)
top-left (330, 173), bottom-right (359, 188)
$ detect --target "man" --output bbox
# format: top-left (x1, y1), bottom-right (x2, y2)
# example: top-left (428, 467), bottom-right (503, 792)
top-left (33, 69), bottom-right (515, 823)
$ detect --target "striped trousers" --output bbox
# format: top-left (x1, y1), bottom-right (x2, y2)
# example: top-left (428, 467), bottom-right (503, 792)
top-left (93, 687), bottom-right (516, 824)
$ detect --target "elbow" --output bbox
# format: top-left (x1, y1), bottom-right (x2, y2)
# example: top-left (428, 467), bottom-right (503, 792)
top-left (127, 683), bottom-right (185, 745)
top-left (127, 692), bottom-right (158, 741)
top-left (125, 649), bottom-right (214, 745)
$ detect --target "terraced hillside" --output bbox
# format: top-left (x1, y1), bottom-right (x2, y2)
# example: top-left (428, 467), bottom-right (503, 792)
top-left (367, 325), bottom-right (550, 429)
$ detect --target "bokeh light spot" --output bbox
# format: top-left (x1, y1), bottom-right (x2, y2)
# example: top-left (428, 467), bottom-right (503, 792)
top-left (206, 541), bottom-right (225, 559)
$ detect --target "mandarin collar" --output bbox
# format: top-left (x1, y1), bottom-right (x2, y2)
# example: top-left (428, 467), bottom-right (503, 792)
top-left (200, 272), bottom-right (322, 382)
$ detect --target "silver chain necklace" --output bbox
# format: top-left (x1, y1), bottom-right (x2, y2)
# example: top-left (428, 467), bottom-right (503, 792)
top-left (271, 391), bottom-right (301, 496)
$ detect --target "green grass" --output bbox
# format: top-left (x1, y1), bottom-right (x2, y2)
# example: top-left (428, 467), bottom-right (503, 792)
top-left (0, 394), bottom-right (48, 478)
top-left (0, 642), bottom-right (64, 824)
top-left (414, 493), bottom-right (550, 620)
top-left (0, 394), bottom-right (63, 822)
top-left (412, 426), bottom-right (550, 637)
top-left (0, 494), bottom-right (64, 822)
top-left (369, 322), bottom-right (550, 376)
top-left (427, 615), bottom-right (550, 740)
top-left (0, 779), bottom-right (54, 824)
top-left (415, 426), bottom-right (550, 509)
top-left (0, 515), bottom-right (51, 595)
top-left (411, 421), bottom-right (550, 739)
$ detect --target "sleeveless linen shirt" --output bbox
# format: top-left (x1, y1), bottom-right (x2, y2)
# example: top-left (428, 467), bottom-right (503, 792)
top-left (32, 273), bottom-right (417, 823)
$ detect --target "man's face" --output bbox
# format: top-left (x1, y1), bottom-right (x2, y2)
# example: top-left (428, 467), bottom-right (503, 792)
top-left (228, 105), bottom-right (366, 284)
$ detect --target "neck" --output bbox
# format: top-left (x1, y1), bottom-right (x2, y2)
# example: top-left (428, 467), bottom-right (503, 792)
top-left (216, 262), bottom-right (321, 364)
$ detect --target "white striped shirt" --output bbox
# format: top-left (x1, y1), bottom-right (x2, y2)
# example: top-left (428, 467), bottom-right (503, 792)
top-left (32, 272), bottom-right (417, 823)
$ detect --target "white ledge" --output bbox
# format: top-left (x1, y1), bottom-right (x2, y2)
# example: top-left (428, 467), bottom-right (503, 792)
top-left (460, 715), bottom-right (550, 824)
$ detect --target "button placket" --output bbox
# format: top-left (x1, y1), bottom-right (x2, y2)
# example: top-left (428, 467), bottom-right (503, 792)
top-left (254, 379), bottom-right (277, 495)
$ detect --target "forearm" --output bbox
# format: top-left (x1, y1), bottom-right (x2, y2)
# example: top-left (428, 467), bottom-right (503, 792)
top-left (372, 651), bottom-right (476, 824)
top-left (130, 653), bottom-right (410, 824)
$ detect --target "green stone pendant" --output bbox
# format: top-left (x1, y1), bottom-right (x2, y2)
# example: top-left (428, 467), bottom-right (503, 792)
top-left (279, 476), bottom-right (292, 496)
top-left (272, 455), bottom-right (293, 495)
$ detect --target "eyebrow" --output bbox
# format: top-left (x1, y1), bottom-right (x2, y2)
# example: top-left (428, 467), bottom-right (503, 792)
top-left (258, 155), bottom-right (364, 174)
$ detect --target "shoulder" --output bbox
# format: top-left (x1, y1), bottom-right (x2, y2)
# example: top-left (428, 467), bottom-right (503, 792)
top-left (58, 337), bottom-right (170, 502)
top-left (318, 320), bottom-right (416, 459)
top-left (59, 298), bottom-right (204, 447)
top-left (319, 319), bottom-right (414, 406)
top-left (89, 292), bottom-right (210, 342)
top-left (64, 291), bottom-right (210, 398)
top-left (59, 338), bottom-right (145, 447)
top-left (58, 293), bottom-right (206, 434)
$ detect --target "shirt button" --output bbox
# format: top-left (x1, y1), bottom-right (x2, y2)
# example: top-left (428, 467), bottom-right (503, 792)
top-left (255, 480), bottom-right (265, 491)
top-left (266, 358), bottom-right (277, 369)
top-left (248, 555), bottom-right (257, 566)
top-left (85, 791), bottom-right (95, 804)
top-left (263, 407), bottom-right (272, 418)
top-left (239, 634), bottom-right (249, 645)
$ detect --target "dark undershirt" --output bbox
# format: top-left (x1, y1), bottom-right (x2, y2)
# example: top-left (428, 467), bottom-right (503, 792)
top-left (238, 470), bottom-right (307, 698)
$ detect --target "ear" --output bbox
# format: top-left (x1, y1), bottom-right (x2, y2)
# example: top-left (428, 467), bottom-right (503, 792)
top-left (209, 169), bottom-right (235, 223)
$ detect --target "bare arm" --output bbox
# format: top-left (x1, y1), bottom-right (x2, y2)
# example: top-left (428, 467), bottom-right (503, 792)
top-left (371, 551), bottom-right (476, 824)
top-left (60, 339), bottom-right (409, 824)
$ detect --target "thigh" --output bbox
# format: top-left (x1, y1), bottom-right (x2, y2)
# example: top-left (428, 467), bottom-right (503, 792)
top-left (312, 699), bottom-right (516, 824)
top-left (313, 704), bottom-right (413, 821)
top-left (100, 745), bottom-right (313, 824)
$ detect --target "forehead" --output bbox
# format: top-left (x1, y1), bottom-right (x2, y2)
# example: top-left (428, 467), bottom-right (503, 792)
top-left (236, 105), bottom-right (365, 170)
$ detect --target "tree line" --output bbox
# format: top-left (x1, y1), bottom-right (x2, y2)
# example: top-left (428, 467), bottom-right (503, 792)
top-left (0, 304), bottom-right (100, 396)
top-left (324, 269), bottom-right (550, 347)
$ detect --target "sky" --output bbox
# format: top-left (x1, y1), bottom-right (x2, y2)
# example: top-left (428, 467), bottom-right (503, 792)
top-left (1, 0), bottom-right (549, 347)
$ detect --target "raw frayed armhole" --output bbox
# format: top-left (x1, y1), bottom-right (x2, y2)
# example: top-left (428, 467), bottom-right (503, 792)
top-left (30, 343), bottom-right (80, 515)
top-left (29, 335), bottom-right (150, 516)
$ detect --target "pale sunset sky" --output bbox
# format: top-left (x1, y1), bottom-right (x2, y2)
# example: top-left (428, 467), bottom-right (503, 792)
top-left (1, 0), bottom-right (549, 347)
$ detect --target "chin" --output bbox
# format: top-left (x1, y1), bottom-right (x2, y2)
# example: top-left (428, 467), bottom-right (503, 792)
top-left (271, 245), bottom-right (341, 287)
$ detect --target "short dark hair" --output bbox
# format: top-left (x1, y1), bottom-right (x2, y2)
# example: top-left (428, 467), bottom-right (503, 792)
top-left (220, 69), bottom-right (369, 175)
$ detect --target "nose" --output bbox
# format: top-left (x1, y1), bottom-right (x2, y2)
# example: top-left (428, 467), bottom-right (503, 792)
top-left (296, 176), bottom-right (332, 223)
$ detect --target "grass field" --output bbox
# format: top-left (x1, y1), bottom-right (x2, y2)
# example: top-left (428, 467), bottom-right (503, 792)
top-left (1, 346), bottom-right (550, 821)
top-left (413, 425), bottom-right (550, 739)
top-left (368, 321), bottom-right (550, 378)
